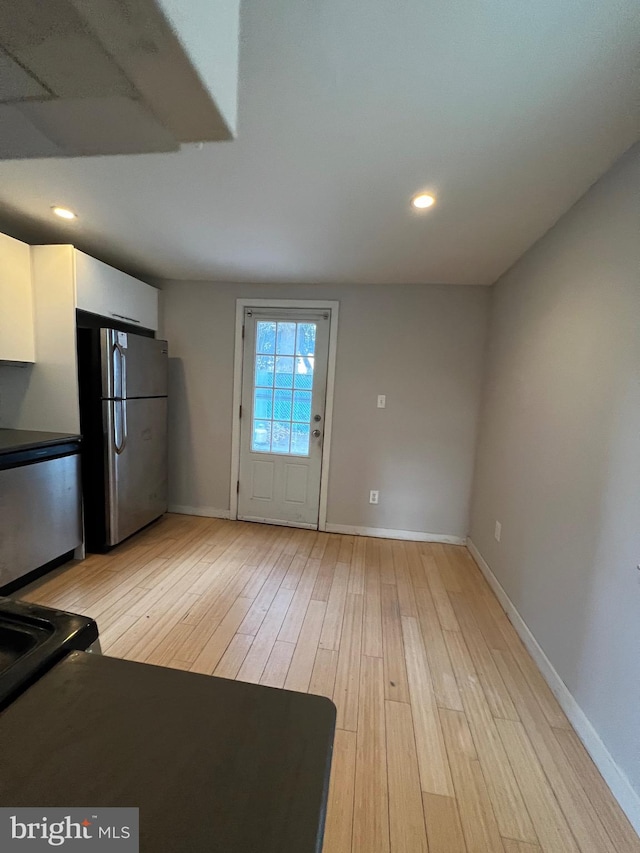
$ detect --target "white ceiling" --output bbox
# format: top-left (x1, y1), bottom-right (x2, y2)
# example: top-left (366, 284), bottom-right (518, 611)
top-left (0, 0), bottom-right (638, 285)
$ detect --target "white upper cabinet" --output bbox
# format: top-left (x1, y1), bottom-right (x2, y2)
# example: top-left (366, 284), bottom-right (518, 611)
top-left (0, 232), bottom-right (35, 362)
top-left (74, 250), bottom-right (158, 331)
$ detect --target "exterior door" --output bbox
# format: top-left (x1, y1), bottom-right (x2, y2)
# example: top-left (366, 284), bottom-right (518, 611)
top-left (238, 308), bottom-right (330, 528)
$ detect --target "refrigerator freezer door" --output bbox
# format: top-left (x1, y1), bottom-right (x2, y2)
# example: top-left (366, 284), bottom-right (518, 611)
top-left (104, 397), bottom-right (168, 545)
top-left (101, 329), bottom-right (168, 399)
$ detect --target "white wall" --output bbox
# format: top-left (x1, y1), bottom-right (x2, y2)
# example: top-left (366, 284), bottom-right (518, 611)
top-left (160, 282), bottom-right (489, 540)
top-left (469, 144), bottom-right (640, 814)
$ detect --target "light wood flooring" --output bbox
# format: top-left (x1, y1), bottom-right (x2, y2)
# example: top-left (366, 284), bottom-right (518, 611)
top-left (21, 514), bottom-right (640, 853)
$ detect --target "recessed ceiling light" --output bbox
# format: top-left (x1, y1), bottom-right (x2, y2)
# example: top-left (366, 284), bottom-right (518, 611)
top-left (52, 206), bottom-right (77, 220)
top-left (411, 193), bottom-right (436, 210)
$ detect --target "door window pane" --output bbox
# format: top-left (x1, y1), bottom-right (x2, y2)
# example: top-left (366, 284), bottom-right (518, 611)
top-left (271, 421), bottom-right (291, 454)
top-left (294, 356), bottom-right (314, 389)
top-left (293, 390), bottom-right (312, 423)
top-left (250, 320), bottom-right (318, 457)
top-left (291, 423), bottom-right (310, 455)
top-left (252, 420), bottom-right (272, 452)
top-left (256, 321), bottom-right (276, 354)
top-left (296, 323), bottom-right (316, 356)
top-left (276, 322), bottom-right (296, 355)
top-left (255, 355), bottom-right (274, 387)
top-left (274, 389), bottom-right (292, 420)
top-left (275, 356), bottom-right (294, 388)
top-left (254, 388), bottom-right (273, 419)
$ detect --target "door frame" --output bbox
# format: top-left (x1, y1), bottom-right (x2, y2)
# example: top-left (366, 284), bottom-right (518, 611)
top-left (230, 298), bottom-right (339, 531)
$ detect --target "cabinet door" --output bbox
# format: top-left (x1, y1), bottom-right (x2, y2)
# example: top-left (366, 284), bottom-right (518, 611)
top-left (74, 250), bottom-right (158, 331)
top-left (0, 233), bottom-right (35, 362)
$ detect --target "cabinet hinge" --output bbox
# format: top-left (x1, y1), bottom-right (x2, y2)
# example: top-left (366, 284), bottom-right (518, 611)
top-left (239, 404), bottom-right (242, 419)
top-left (242, 325), bottom-right (245, 339)
top-left (236, 480), bottom-right (240, 494)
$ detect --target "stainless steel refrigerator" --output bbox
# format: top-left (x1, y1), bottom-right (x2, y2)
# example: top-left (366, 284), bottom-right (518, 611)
top-left (77, 326), bottom-right (168, 550)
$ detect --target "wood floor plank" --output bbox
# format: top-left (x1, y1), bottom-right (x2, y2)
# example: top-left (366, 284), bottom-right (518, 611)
top-left (280, 530), bottom-right (316, 590)
top-left (365, 536), bottom-right (380, 578)
top-left (495, 632), bottom-right (572, 731)
top-left (260, 640), bottom-right (296, 688)
top-left (394, 541), bottom-right (418, 617)
top-left (352, 655), bottom-right (389, 853)
top-left (405, 541), bottom-right (428, 590)
top-left (311, 536), bottom-right (340, 601)
top-left (439, 708), bottom-right (506, 853)
top-left (386, 700), bottom-right (429, 852)
top-left (106, 590), bottom-right (201, 661)
top-left (362, 566), bottom-right (383, 658)
top-left (333, 593), bottom-right (364, 731)
top-left (337, 535), bottom-right (354, 566)
top-left (239, 527), bottom-right (296, 600)
top-left (432, 544), bottom-right (463, 593)
top-left (493, 649), bottom-right (619, 853)
top-left (213, 633), bottom-right (254, 680)
top-left (422, 793), bottom-right (468, 853)
top-left (190, 597), bottom-right (254, 675)
top-left (319, 562), bottom-right (350, 652)
top-left (381, 582), bottom-right (410, 703)
top-left (284, 599), bottom-right (326, 692)
top-left (277, 557), bottom-right (322, 644)
top-left (236, 550), bottom-right (297, 636)
top-left (414, 585), bottom-right (463, 712)
top-left (175, 565), bottom-right (257, 661)
top-left (309, 648), bottom-right (338, 700)
top-left (422, 554), bottom-right (460, 632)
top-left (552, 727), bottom-right (640, 853)
top-left (310, 532), bottom-right (331, 560)
top-left (348, 535), bottom-right (366, 595)
top-left (401, 615), bottom-right (454, 797)
top-left (324, 729), bottom-right (357, 853)
top-left (501, 840), bottom-right (542, 853)
top-left (449, 592), bottom-right (519, 721)
top-left (379, 539), bottom-right (396, 585)
top-left (464, 553), bottom-right (569, 729)
top-left (444, 630), bottom-right (537, 843)
top-left (494, 718), bottom-right (579, 853)
top-left (237, 586), bottom-right (296, 683)
top-left (99, 612), bottom-right (143, 652)
top-left (144, 621), bottom-right (194, 667)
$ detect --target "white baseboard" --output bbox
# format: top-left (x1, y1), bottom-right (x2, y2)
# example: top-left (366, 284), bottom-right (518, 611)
top-left (325, 523), bottom-right (465, 545)
top-left (467, 538), bottom-right (640, 835)
top-left (168, 505), bottom-right (231, 520)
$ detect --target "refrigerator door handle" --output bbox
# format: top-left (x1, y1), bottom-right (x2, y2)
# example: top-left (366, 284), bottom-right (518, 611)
top-left (113, 400), bottom-right (126, 455)
top-left (121, 400), bottom-right (128, 453)
top-left (121, 347), bottom-right (127, 399)
top-left (114, 343), bottom-right (125, 400)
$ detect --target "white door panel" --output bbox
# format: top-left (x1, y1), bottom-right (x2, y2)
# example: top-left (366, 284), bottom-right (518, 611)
top-left (238, 309), bottom-right (330, 528)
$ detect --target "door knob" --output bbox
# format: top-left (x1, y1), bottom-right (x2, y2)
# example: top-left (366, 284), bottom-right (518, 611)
top-left (312, 429), bottom-right (321, 438)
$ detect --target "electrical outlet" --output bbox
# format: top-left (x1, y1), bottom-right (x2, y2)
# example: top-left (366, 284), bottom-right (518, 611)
top-left (494, 521), bottom-right (502, 542)
top-left (377, 395), bottom-right (386, 409)
top-left (369, 490), bottom-right (379, 505)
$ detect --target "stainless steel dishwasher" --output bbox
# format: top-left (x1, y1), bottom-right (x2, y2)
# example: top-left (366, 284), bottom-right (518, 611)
top-left (0, 437), bottom-right (82, 589)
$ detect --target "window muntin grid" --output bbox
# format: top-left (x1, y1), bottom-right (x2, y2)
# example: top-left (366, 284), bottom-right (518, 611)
top-left (252, 321), bottom-right (316, 455)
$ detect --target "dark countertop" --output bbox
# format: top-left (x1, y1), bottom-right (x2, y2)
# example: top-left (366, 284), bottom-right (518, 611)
top-left (0, 651), bottom-right (336, 852)
top-left (0, 429), bottom-right (81, 455)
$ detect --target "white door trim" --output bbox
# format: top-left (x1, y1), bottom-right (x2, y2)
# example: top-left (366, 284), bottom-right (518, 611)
top-left (230, 298), bottom-right (339, 531)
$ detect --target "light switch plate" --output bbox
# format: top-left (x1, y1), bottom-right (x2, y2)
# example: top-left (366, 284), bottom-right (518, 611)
top-left (377, 395), bottom-right (386, 408)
